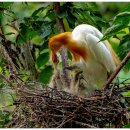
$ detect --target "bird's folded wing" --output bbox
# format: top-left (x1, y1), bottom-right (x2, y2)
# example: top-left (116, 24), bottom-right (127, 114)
top-left (86, 34), bottom-right (116, 73)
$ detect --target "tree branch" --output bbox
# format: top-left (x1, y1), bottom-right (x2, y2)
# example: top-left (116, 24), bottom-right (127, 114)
top-left (53, 2), bottom-right (70, 87)
top-left (103, 51), bottom-right (130, 89)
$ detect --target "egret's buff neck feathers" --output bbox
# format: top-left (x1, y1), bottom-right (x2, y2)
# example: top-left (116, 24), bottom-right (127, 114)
top-left (49, 32), bottom-right (88, 61)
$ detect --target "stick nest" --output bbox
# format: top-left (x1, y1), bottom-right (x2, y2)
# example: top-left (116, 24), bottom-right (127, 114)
top-left (5, 82), bottom-right (130, 128)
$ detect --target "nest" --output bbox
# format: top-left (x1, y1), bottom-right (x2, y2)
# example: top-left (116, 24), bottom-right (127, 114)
top-left (5, 82), bottom-right (130, 128)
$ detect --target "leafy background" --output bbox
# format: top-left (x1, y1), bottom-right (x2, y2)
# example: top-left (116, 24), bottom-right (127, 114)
top-left (0, 2), bottom-right (130, 127)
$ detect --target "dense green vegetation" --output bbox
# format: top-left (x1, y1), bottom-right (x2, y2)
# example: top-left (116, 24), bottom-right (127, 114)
top-left (0, 2), bottom-right (130, 128)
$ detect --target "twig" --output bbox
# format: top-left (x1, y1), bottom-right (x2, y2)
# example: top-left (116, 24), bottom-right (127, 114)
top-left (74, 121), bottom-right (96, 128)
top-left (57, 116), bottom-right (75, 128)
top-left (0, 104), bottom-right (14, 110)
top-left (117, 85), bottom-right (130, 92)
top-left (103, 51), bottom-right (130, 89)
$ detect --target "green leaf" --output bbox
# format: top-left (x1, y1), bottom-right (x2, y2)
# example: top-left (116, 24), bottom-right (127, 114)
top-left (0, 2), bottom-right (13, 8)
top-left (123, 4), bottom-right (130, 12)
top-left (32, 35), bottom-right (43, 44)
top-left (31, 7), bottom-right (45, 17)
top-left (16, 23), bottom-right (31, 44)
top-left (77, 10), bottom-right (97, 28)
top-left (0, 111), bottom-right (11, 127)
top-left (66, 12), bottom-right (75, 28)
top-left (0, 57), bottom-right (5, 68)
top-left (113, 12), bottom-right (130, 25)
top-left (32, 20), bottom-right (44, 30)
top-left (118, 35), bottom-right (130, 70)
top-left (36, 52), bottom-right (49, 69)
top-left (63, 18), bottom-right (72, 31)
top-left (0, 12), bottom-right (3, 20)
top-left (5, 32), bottom-right (15, 35)
top-left (73, 2), bottom-right (90, 10)
top-left (40, 24), bottom-right (51, 39)
top-left (16, 23), bottom-right (27, 44)
top-left (119, 35), bottom-right (130, 46)
top-left (87, 2), bottom-right (98, 9)
top-left (96, 20), bottom-right (109, 29)
top-left (58, 11), bottom-right (68, 19)
top-left (39, 65), bottom-right (53, 84)
top-left (101, 24), bottom-right (127, 41)
top-left (67, 50), bottom-right (72, 61)
top-left (123, 124), bottom-right (130, 128)
top-left (16, 34), bottom-right (25, 45)
top-left (47, 11), bottom-right (56, 21)
top-left (0, 81), bottom-right (5, 89)
top-left (27, 31), bottom-right (37, 40)
top-left (3, 2), bottom-right (13, 8)
top-left (116, 31), bottom-right (126, 35)
top-left (39, 41), bottom-right (48, 51)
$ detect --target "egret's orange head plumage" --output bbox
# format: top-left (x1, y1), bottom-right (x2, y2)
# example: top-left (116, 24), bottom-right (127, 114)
top-left (48, 32), bottom-right (88, 62)
top-left (48, 32), bottom-right (71, 52)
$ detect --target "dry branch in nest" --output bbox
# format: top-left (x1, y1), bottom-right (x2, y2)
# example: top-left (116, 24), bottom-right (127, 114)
top-left (5, 81), bottom-right (130, 128)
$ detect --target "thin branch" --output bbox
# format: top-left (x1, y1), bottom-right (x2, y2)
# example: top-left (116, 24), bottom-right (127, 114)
top-left (74, 121), bottom-right (96, 128)
top-left (103, 51), bottom-right (130, 89)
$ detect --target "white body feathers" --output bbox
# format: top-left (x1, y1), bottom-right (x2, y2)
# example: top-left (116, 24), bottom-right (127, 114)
top-left (70, 24), bottom-right (117, 96)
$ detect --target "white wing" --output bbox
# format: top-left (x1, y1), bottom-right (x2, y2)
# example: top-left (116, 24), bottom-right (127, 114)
top-left (86, 33), bottom-right (116, 73)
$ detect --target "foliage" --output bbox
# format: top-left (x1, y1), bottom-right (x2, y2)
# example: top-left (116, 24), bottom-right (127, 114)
top-left (0, 111), bottom-right (12, 127)
top-left (0, 2), bottom-right (111, 85)
top-left (1, 2), bottom-right (129, 85)
top-left (123, 124), bottom-right (130, 128)
top-left (101, 11), bottom-right (130, 70)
